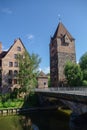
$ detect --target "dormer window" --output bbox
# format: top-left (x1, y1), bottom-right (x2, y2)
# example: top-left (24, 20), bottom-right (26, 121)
top-left (17, 46), bottom-right (21, 51)
top-left (64, 35), bottom-right (70, 45)
top-left (61, 34), bottom-right (70, 46)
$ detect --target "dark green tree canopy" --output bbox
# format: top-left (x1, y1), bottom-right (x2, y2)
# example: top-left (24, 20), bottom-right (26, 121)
top-left (79, 52), bottom-right (87, 70)
top-left (79, 52), bottom-right (87, 84)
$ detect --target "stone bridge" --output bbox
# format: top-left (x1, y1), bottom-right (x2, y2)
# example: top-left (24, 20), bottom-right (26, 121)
top-left (35, 87), bottom-right (87, 115)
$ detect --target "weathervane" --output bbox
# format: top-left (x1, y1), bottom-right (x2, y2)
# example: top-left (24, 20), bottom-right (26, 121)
top-left (58, 14), bottom-right (61, 22)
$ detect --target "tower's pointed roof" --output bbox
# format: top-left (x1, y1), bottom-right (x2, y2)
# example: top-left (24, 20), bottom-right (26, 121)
top-left (39, 71), bottom-right (47, 77)
top-left (52, 22), bottom-right (74, 40)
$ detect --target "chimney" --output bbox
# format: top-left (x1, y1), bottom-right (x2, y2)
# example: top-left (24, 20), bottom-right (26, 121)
top-left (0, 42), bottom-right (2, 53)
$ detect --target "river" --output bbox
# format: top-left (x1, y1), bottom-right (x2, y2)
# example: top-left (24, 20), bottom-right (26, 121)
top-left (0, 109), bottom-right (87, 130)
top-left (0, 109), bottom-right (70, 130)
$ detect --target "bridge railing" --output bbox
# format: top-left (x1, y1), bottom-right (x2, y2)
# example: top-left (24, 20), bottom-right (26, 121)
top-left (44, 87), bottom-right (87, 91)
top-left (35, 87), bottom-right (87, 96)
top-left (36, 87), bottom-right (87, 92)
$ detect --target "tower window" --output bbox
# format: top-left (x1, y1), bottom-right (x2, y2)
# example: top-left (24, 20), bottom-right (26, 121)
top-left (44, 82), bottom-right (46, 85)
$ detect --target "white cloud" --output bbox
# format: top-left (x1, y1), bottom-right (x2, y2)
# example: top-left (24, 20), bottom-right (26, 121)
top-left (2, 45), bottom-right (8, 51)
top-left (1, 8), bottom-right (12, 14)
top-left (39, 68), bottom-right (42, 72)
top-left (26, 34), bottom-right (34, 40)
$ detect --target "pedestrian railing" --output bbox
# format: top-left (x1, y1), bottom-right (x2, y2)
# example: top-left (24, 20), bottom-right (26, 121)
top-left (35, 87), bottom-right (87, 96)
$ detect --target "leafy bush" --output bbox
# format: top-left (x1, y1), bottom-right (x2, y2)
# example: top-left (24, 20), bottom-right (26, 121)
top-left (82, 80), bottom-right (87, 86)
top-left (0, 100), bottom-right (23, 108)
top-left (10, 102), bottom-right (15, 107)
top-left (13, 98), bottom-right (24, 102)
top-left (10, 88), bottom-right (19, 99)
top-left (3, 102), bottom-right (10, 108)
top-left (0, 102), bottom-right (3, 108)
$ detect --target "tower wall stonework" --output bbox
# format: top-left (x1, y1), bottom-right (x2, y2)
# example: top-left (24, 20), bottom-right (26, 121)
top-left (50, 22), bottom-right (76, 87)
top-left (58, 52), bottom-right (76, 81)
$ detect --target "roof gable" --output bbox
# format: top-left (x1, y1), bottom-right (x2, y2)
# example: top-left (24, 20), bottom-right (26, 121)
top-left (8, 38), bottom-right (25, 52)
top-left (52, 22), bottom-right (74, 41)
top-left (3, 38), bottom-right (26, 58)
top-left (38, 71), bottom-right (47, 78)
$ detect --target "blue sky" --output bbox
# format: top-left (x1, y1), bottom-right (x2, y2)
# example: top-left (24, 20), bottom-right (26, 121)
top-left (0, 0), bottom-right (87, 73)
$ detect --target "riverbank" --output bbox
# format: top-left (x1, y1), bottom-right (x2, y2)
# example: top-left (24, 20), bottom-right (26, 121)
top-left (0, 105), bottom-right (60, 115)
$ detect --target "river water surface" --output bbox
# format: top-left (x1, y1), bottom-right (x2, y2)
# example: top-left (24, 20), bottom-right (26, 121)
top-left (0, 110), bottom-right (87, 130)
top-left (0, 110), bottom-right (70, 130)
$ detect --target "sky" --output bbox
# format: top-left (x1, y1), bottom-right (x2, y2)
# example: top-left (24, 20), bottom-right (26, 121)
top-left (0, 0), bottom-right (87, 73)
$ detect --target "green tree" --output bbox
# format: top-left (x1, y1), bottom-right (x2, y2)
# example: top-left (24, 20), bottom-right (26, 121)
top-left (79, 52), bottom-right (87, 79)
top-left (79, 52), bottom-right (87, 86)
top-left (0, 69), bottom-right (2, 86)
top-left (64, 61), bottom-right (83, 86)
top-left (17, 51), bottom-right (41, 95)
top-left (79, 52), bottom-right (87, 70)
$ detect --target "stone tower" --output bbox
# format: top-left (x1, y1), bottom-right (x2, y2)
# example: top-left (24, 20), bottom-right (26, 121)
top-left (49, 22), bottom-right (76, 87)
top-left (37, 71), bottom-right (48, 88)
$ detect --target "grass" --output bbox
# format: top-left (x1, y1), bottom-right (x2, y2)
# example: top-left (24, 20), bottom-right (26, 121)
top-left (0, 115), bottom-right (23, 130)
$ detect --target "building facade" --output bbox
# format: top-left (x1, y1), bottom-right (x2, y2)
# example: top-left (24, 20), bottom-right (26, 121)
top-left (49, 22), bottom-right (76, 87)
top-left (0, 38), bottom-right (25, 92)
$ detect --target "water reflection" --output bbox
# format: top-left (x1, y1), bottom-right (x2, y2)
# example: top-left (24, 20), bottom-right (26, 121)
top-left (22, 110), bottom-right (70, 130)
top-left (21, 116), bottom-right (39, 130)
top-left (0, 115), bottom-right (39, 130)
top-left (70, 113), bottom-right (87, 130)
top-left (0, 110), bottom-right (70, 130)
top-left (0, 110), bottom-right (87, 130)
